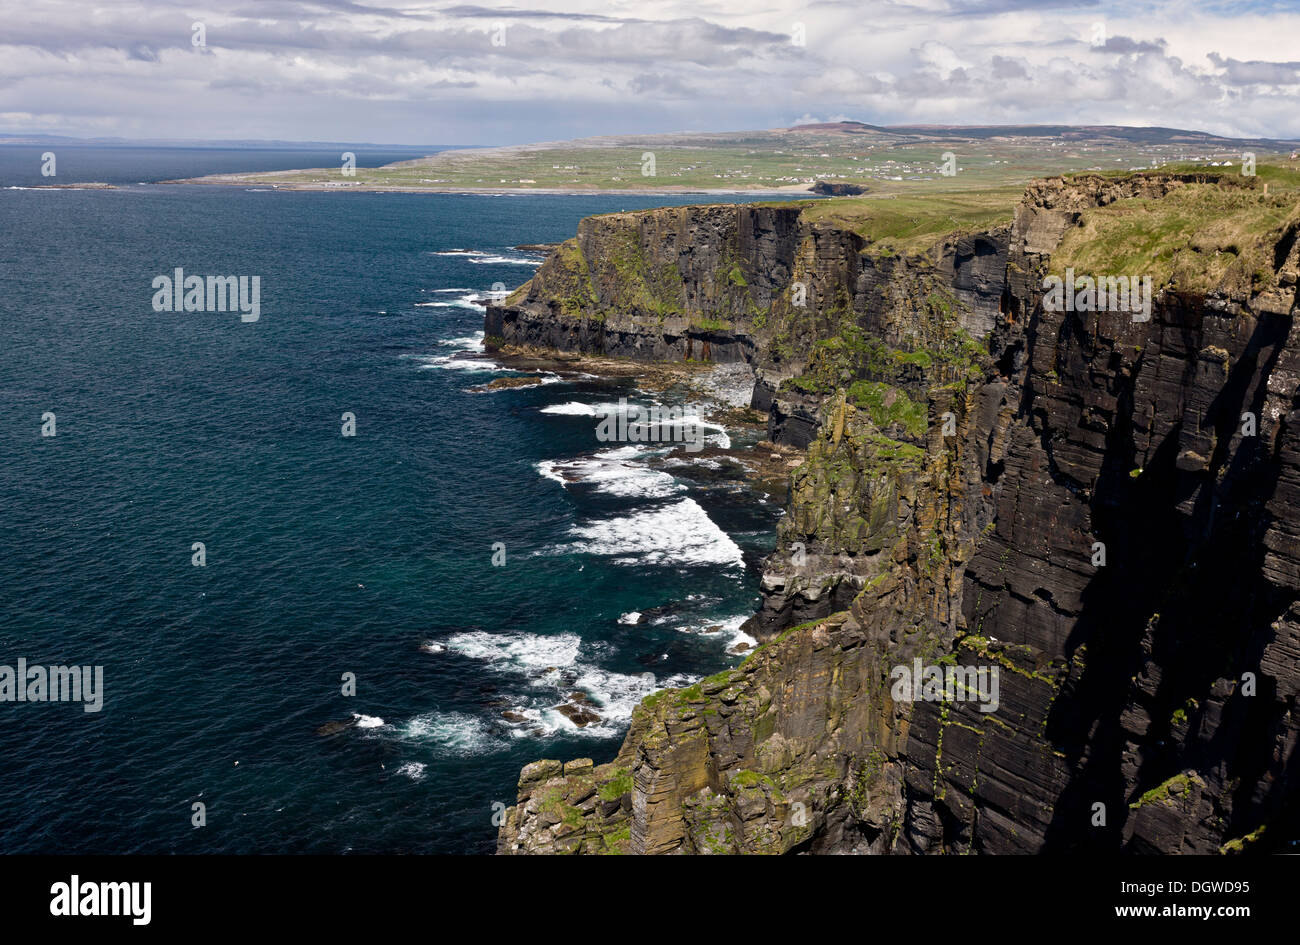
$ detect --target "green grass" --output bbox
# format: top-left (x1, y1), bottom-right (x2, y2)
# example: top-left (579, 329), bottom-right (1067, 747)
top-left (793, 186), bottom-right (1022, 254)
top-left (690, 316), bottom-right (734, 332)
top-left (598, 769), bottom-right (633, 801)
top-left (731, 769), bottom-right (776, 789)
top-left (1219, 823), bottom-right (1266, 854)
top-left (847, 381), bottom-right (927, 437)
top-left (1053, 163), bottom-right (1300, 295)
top-left (599, 825), bottom-right (631, 854)
top-left (787, 318), bottom-right (985, 401)
top-left (1130, 772), bottom-right (1202, 809)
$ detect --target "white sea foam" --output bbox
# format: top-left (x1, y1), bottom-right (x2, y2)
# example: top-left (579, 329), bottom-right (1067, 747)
top-left (470, 254), bottom-right (543, 266)
top-left (395, 761), bottom-right (427, 781)
top-left (618, 611), bottom-right (642, 625)
top-left (593, 445), bottom-right (645, 460)
top-left (540, 401), bottom-right (729, 449)
top-left (563, 497), bottom-right (745, 567)
top-left (417, 293), bottom-right (487, 311)
top-left (468, 372), bottom-right (562, 394)
top-left (446, 630), bottom-right (582, 672)
top-left (680, 613), bottom-right (757, 650)
top-left (539, 400), bottom-right (657, 418)
top-left (414, 354), bottom-right (503, 373)
top-left (537, 450), bottom-right (682, 499)
top-left (567, 667), bottom-right (696, 737)
top-left (444, 629), bottom-right (697, 738)
top-left (399, 711), bottom-right (506, 755)
top-left (500, 668), bottom-right (698, 738)
top-left (353, 713), bottom-right (385, 729)
top-left (410, 331), bottom-right (499, 372)
top-left (536, 460), bottom-right (567, 487)
top-left (439, 332), bottom-right (485, 348)
top-left (665, 456), bottom-right (723, 471)
top-left (654, 416), bottom-right (731, 449)
top-left (501, 707), bottom-right (552, 736)
top-left (700, 421), bottom-right (732, 450)
top-left (404, 332), bottom-right (494, 371)
top-left (430, 249), bottom-right (542, 266)
top-left (539, 401), bottom-right (602, 416)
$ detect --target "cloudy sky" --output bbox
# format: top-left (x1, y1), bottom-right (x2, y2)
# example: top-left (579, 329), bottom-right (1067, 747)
top-left (3, 0), bottom-right (1298, 146)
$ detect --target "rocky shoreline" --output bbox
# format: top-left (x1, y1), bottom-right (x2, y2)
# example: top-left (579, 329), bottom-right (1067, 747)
top-left (488, 345), bottom-right (804, 493)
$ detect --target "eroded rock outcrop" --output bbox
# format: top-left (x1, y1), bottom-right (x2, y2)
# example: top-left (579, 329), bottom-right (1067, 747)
top-left (493, 171), bottom-right (1300, 854)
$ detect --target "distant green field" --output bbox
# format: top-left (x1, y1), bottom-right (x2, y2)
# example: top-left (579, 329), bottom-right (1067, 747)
top-left (216, 126), bottom-right (1286, 196)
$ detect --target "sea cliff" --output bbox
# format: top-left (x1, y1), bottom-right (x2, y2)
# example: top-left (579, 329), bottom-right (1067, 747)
top-left (488, 167), bottom-right (1300, 854)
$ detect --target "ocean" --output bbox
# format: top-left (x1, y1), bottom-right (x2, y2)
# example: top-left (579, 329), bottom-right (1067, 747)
top-left (0, 146), bottom-right (786, 853)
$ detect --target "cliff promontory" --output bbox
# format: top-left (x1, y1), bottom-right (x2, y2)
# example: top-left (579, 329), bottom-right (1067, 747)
top-left (488, 166), bottom-right (1300, 854)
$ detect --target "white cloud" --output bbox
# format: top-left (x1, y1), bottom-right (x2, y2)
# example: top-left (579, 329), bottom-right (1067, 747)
top-left (0, 0), bottom-right (1295, 143)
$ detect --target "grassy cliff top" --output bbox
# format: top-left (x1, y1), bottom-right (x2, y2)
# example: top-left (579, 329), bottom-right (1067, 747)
top-left (791, 185), bottom-right (1023, 255)
top-left (1052, 161), bottom-right (1300, 294)
top-left (502, 160), bottom-right (1300, 311)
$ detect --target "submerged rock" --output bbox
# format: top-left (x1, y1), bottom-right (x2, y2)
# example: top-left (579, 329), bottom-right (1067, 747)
top-left (470, 374), bottom-right (547, 392)
top-left (555, 703), bottom-right (601, 727)
top-left (314, 719), bottom-right (357, 737)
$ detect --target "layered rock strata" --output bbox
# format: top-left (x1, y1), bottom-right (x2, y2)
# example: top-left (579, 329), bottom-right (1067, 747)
top-left (490, 172), bottom-right (1300, 854)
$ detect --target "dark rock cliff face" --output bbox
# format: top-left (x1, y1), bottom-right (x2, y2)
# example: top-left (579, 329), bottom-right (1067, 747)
top-left (492, 174), bottom-right (1300, 854)
top-left (485, 204), bottom-right (802, 365)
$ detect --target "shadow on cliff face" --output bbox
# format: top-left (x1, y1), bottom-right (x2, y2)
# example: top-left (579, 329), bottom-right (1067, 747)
top-left (1039, 302), bottom-right (1296, 852)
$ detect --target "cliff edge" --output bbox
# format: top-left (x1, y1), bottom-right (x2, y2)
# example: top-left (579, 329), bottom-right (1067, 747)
top-left (489, 167), bottom-right (1300, 854)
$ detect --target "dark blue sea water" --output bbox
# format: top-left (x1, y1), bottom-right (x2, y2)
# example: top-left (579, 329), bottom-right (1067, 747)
top-left (0, 148), bottom-right (789, 853)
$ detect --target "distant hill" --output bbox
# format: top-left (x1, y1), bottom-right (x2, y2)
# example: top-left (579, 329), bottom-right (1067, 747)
top-left (795, 120), bottom-right (1296, 148)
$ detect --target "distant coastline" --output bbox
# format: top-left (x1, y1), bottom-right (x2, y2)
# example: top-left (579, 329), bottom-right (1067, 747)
top-left (151, 122), bottom-right (1300, 198)
top-left (162, 173), bottom-right (819, 197)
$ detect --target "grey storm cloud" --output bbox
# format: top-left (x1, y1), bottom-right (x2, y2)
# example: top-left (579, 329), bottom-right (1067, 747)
top-left (1096, 35), bottom-right (1168, 55)
top-left (1208, 52), bottom-right (1300, 85)
top-left (990, 55), bottom-right (1029, 79)
top-left (127, 44), bottom-right (161, 62)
